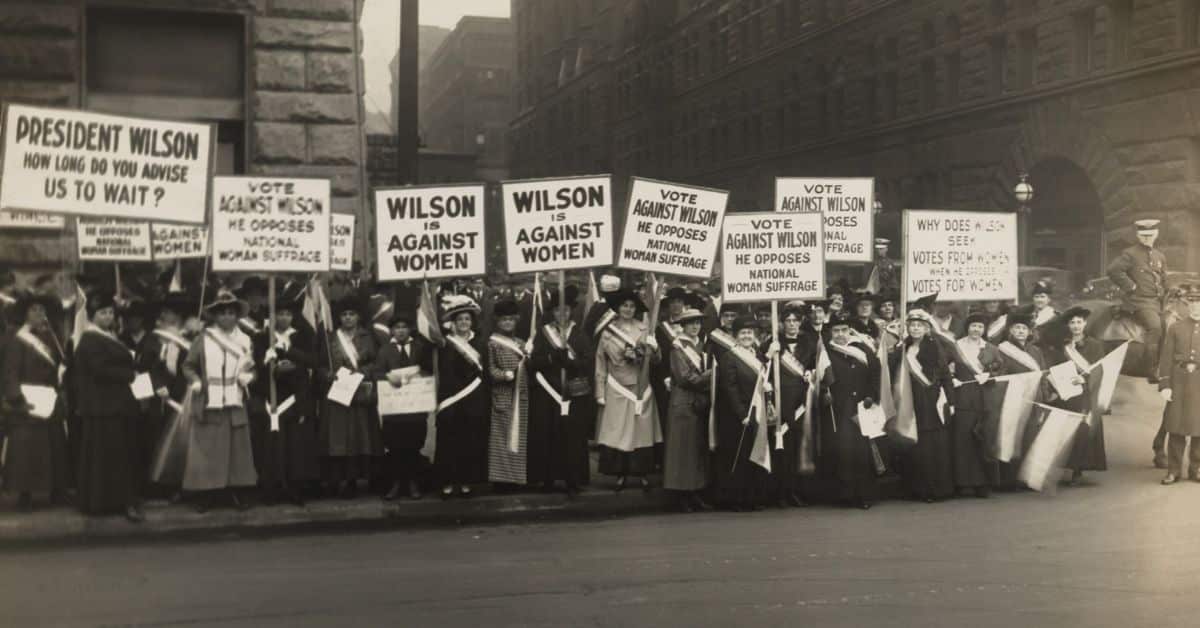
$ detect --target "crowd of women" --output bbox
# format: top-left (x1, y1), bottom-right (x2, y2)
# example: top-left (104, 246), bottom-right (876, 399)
top-left (0, 265), bottom-right (1124, 522)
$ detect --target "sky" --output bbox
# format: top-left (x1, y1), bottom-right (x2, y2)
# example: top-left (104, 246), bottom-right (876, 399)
top-left (361, 0), bottom-right (511, 121)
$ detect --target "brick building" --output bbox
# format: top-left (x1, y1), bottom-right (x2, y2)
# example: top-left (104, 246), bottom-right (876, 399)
top-left (0, 0), bottom-right (369, 270)
top-left (510, 0), bottom-right (1200, 286)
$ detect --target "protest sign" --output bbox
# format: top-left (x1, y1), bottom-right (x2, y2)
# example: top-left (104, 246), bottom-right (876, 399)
top-left (617, 177), bottom-right (727, 279)
top-left (502, 175), bottom-right (612, 274)
top-left (330, 213), bottom-right (355, 272)
top-left (151, 223), bottom-right (208, 260)
top-left (377, 376), bottom-right (438, 415)
top-left (77, 217), bottom-right (152, 261)
top-left (776, 177), bottom-right (873, 262)
top-left (0, 104), bottom-right (214, 223)
top-left (720, 212), bottom-right (825, 303)
top-left (902, 209), bottom-right (1019, 302)
top-left (0, 210), bottom-right (64, 229)
top-left (210, 176), bottom-right (331, 273)
top-left (375, 183), bottom-right (485, 281)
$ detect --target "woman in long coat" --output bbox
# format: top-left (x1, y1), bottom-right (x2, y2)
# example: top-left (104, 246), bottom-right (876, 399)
top-left (770, 305), bottom-right (810, 508)
top-left (949, 312), bottom-right (1006, 497)
top-left (893, 309), bottom-right (957, 502)
top-left (713, 316), bottom-right (770, 511)
top-left (993, 307), bottom-right (1052, 489)
top-left (824, 311), bottom-right (882, 509)
top-left (181, 289), bottom-right (259, 512)
top-left (2, 292), bottom-right (70, 511)
top-left (436, 295), bottom-right (490, 498)
top-left (663, 306), bottom-right (711, 512)
top-left (1043, 306), bottom-right (1107, 484)
top-left (594, 290), bottom-right (661, 490)
top-left (528, 287), bottom-right (592, 495)
top-left (318, 295), bottom-right (382, 498)
top-left (74, 293), bottom-right (144, 520)
top-left (253, 293), bottom-right (320, 505)
top-left (487, 298), bottom-right (529, 487)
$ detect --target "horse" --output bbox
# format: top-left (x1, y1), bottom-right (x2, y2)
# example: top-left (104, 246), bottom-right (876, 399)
top-left (1082, 297), bottom-right (1185, 377)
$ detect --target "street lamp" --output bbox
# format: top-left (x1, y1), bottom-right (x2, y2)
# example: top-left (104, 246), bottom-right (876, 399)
top-left (873, 199), bottom-right (883, 215)
top-left (1014, 173), bottom-right (1034, 266)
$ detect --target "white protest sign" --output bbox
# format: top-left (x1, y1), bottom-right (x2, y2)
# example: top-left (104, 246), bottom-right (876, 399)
top-left (210, 177), bottom-right (331, 273)
top-left (776, 177), bottom-right (873, 262)
top-left (76, 217), bottom-right (152, 261)
top-left (502, 175), bottom-right (612, 274)
top-left (0, 104), bottom-right (214, 222)
top-left (720, 212), bottom-right (825, 303)
top-left (377, 377), bottom-right (437, 415)
top-left (617, 177), bottom-right (727, 279)
top-left (903, 209), bottom-right (1019, 302)
top-left (330, 213), bottom-right (355, 272)
top-left (151, 223), bottom-right (208, 260)
top-left (0, 210), bottom-right (64, 229)
top-left (375, 183), bottom-right (485, 281)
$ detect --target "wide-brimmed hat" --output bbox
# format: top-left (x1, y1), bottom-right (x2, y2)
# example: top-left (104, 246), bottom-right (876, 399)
top-left (203, 288), bottom-right (249, 317)
top-left (673, 307), bottom-right (705, 325)
top-left (440, 294), bottom-right (481, 322)
top-left (732, 315), bottom-right (758, 333)
top-left (852, 292), bottom-right (878, 309)
top-left (236, 276), bottom-right (268, 299)
top-left (906, 308), bottom-right (936, 328)
top-left (331, 294), bottom-right (364, 320)
top-left (1005, 305), bottom-right (1035, 331)
top-left (547, 285), bottom-right (580, 309)
top-left (605, 289), bottom-right (647, 315)
top-left (13, 291), bottom-right (60, 323)
top-left (494, 297), bottom-right (520, 318)
top-left (1059, 306), bottom-right (1092, 323)
top-left (718, 302), bottom-right (742, 316)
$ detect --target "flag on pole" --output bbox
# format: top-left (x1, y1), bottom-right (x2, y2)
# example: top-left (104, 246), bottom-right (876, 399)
top-left (168, 260), bottom-right (183, 294)
top-left (891, 352), bottom-right (919, 443)
top-left (417, 279), bottom-right (444, 346)
top-left (1018, 405), bottom-right (1086, 493)
top-left (878, 335), bottom-right (897, 420)
top-left (747, 373), bottom-right (772, 472)
top-left (71, 283), bottom-right (88, 348)
top-left (864, 265), bottom-right (881, 295)
top-left (988, 371), bottom-right (1043, 462)
top-left (1090, 341), bottom-right (1130, 414)
top-left (798, 339), bottom-right (832, 473)
top-left (583, 271), bottom-right (599, 317)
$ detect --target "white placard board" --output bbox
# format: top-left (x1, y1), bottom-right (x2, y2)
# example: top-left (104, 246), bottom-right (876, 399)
top-left (377, 376), bottom-right (437, 415)
top-left (720, 212), bottom-right (825, 303)
top-left (902, 209), bottom-right (1019, 302)
top-left (0, 210), bottom-right (64, 229)
top-left (617, 177), bottom-right (728, 279)
top-left (375, 183), bottom-right (485, 281)
top-left (776, 177), bottom-right (874, 263)
top-left (77, 217), bottom-right (152, 261)
top-left (210, 176), bottom-right (331, 273)
top-left (0, 103), bottom-right (214, 222)
top-left (502, 175), bottom-right (613, 274)
top-left (330, 212), bottom-right (355, 272)
top-left (151, 223), bottom-right (208, 260)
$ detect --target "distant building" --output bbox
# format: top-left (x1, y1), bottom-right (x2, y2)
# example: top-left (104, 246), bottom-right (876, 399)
top-left (369, 24), bottom-right (450, 135)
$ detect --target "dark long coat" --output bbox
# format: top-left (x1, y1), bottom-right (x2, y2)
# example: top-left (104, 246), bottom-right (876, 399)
top-left (1158, 317), bottom-right (1200, 436)
top-left (527, 323), bottom-right (593, 488)
top-left (948, 339), bottom-right (1006, 489)
top-left (253, 325), bottom-right (321, 486)
top-left (822, 341), bottom-right (881, 504)
top-left (713, 347), bottom-right (767, 505)
top-left (435, 333), bottom-right (490, 486)
top-left (2, 328), bottom-right (70, 495)
top-left (891, 336), bottom-right (956, 500)
top-left (74, 328), bottom-right (140, 514)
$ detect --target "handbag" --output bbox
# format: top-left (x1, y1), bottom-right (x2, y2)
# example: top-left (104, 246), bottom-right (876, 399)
top-left (565, 376), bottom-right (591, 398)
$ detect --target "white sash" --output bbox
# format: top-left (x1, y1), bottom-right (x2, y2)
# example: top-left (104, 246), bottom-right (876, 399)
top-left (238, 317), bottom-right (262, 335)
top-left (606, 375), bottom-right (653, 415)
top-left (673, 338), bottom-right (704, 373)
top-left (730, 345), bottom-right (767, 376)
top-left (593, 309), bottom-right (616, 337)
top-left (780, 350), bottom-right (806, 378)
top-left (848, 328), bottom-right (877, 351)
top-left (273, 327), bottom-right (296, 353)
top-left (489, 333), bottom-right (526, 361)
top-left (446, 333), bottom-right (483, 372)
top-left (155, 327), bottom-right (188, 376)
top-left (955, 337), bottom-right (987, 376)
top-left (153, 328), bottom-right (190, 351)
top-left (542, 323), bottom-right (577, 360)
top-left (1065, 343), bottom-right (1091, 373)
top-left (17, 327), bottom-right (58, 369)
top-left (708, 328), bottom-right (737, 353)
top-left (603, 322), bottom-right (641, 348)
top-left (535, 371), bottom-right (571, 416)
top-left (1033, 307), bottom-right (1056, 327)
top-left (437, 376), bottom-right (482, 413)
top-left (906, 345), bottom-right (934, 388)
top-left (203, 328), bottom-right (249, 409)
top-left (335, 329), bottom-right (360, 370)
top-left (828, 341), bottom-right (869, 366)
top-left (999, 341), bottom-right (1041, 372)
top-left (659, 321), bottom-right (681, 343)
top-left (372, 322), bottom-right (390, 338)
top-left (986, 315), bottom-right (1007, 340)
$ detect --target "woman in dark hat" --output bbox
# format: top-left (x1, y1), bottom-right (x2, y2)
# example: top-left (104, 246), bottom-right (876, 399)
top-left (1029, 280), bottom-right (1059, 342)
top-left (822, 310), bottom-right (882, 509)
top-left (73, 291), bottom-right (145, 521)
top-left (145, 292), bottom-right (197, 497)
top-left (892, 309), bottom-right (956, 503)
top-left (993, 305), bottom-right (1053, 489)
top-left (181, 289), bottom-right (259, 511)
top-left (528, 285), bottom-right (593, 495)
top-left (317, 293), bottom-right (382, 498)
top-left (1043, 306), bottom-right (1107, 484)
top-left (948, 311), bottom-right (1006, 497)
top-left (2, 292), bottom-right (70, 512)
top-left (594, 289), bottom-right (660, 491)
top-left (662, 305), bottom-right (712, 511)
top-left (486, 297), bottom-right (529, 487)
top-left (435, 294), bottom-right (490, 498)
top-left (767, 304), bottom-right (811, 508)
top-left (251, 288), bottom-right (320, 505)
top-left (713, 315), bottom-right (771, 511)
top-left (373, 312), bottom-right (434, 500)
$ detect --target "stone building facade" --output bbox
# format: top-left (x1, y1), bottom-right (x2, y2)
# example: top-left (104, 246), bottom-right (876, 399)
top-left (510, 0), bottom-right (1200, 286)
top-left (0, 0), bottom-right (369, 270)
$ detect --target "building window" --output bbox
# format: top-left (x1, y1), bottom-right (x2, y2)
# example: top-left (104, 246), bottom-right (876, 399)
top-left (945, 51), bottom-right (961, 105)
top-left (989, 34), bottom-right (1008, 96)
top-left (920, 58), bottom-right (937, 111)
top-left (1110, 0), bottom-right (1132, 64)
top-left (863, 76), bottom-right (878, 124)
top-left (1016, 27), bottom-right (1037, 88)
top-left (1074, 9), bottom-right (1096, 74)
top-left (990, 0), bottom-right (1007, 27)
top-left (1185, 0), bottom-right (1200, 48)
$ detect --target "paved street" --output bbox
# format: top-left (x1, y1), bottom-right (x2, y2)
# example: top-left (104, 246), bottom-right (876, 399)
top-left (1, 378), bottom-right (1197, 628)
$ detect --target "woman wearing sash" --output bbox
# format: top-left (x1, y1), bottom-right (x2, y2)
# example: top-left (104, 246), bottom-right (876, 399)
top-left (824, 311), bottom-right (882, 509)
top-left (994, 307), bottom-right (1052, 489)
top-left (1029, 281), bottom-right (1059, 344)
top-left (2, 292), bottom-right (70, 512)
top-left (528, 286), bottom-right (592, 495)
top-left (74, 292), bottom-right (144, 521)
top-left (595, 290), bottom-right (660, 491)
top-left (713, 316), bottom-right (771, 511)
top-left (949, 312), bottom-right (1005, 497)
top-left (663, 306), bottom-right (712, 512)
top-left (374, 314), bottom-right (434, 501)
top-left (318, 295), bottom-right (382, 499)
top-left (253, 290), bottom-right (320, 505)
top-left (145, 294), bottom-right (194, 498)
top-left (1044, 307), bottom-right (1107, 484)
top-left (487, 298), bottom-right (529, 487)
top-left (768, 305), bottom-right (810, 508)
top-left (181, 289), bottom-right (259, 512)
top-left (893, 309), bottom-right (956, 503)
top-left (436, 295), bottom-right (490, 498)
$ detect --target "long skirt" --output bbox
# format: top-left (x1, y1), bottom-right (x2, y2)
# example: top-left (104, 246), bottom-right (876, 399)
top-left (320, 402), bottom-right (383, 458)
top-left (1066, 418), bottom-right (1107, 472)
top-left (76, 415), bottom-right (137, 514)
top-left (2, 420), bottom-right (70, 495)
top-left (950, 409), bottom-right (995, 489)
top-left (488, 383), bottom-right (528, 485)
top-left (595, 388), bottom-right (660, 477)
top-left (663, 407), bottom-right (708, 491)
top-left (182, 408), bottom-right (257, 491)
top-left (527, 387), bottom-right (590, 488)
top-left (712, 416), bottom-right (766, 506)
top-left (907, 427), bottom-right (955, 500)
top-left (381, 417), bottom-right (427, 486)
top-left (135, 401), bottom-right (168, 497)
top-left (434, 393), bottom-right (490, 487)
top-left (254, 409), bottom-right (321, 487)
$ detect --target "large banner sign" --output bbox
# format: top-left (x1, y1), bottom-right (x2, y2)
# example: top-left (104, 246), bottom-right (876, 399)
top-left (210, 177), bottom-right (331, 273)
top-left (0, 104), bottom-right (214, 223)
top-left (776, 177), bottom-right (873, 262)
top-left (330, 213), bottom-right (355, 272)
top-left (0, 210), bottom-right (64, 229)
top-left (375, 183), bottom-right (485, 282)
top-left (617, 177), bottom-right (727, 279)
top-left (502, 175), bottom-right (613, 274)
top-left (903, 209), bottom-right (1019, 302)
top-left (151, 224), bottom-right (208, 260)
top-left (77, 217), bottom-right (151, 261)
top-left (720, 212), bottom-right (825, 303)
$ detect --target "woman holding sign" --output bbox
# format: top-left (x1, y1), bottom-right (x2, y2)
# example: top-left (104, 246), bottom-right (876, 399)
top-left (1042, 307), bottom-right (1107, 484)
top-left (487, 298), bottom-right (530, 487)
top-left (948, 312), bottom-right (1006, 498)
top-left (594, 290), bottom-right (661, 491)
top-left (713, 315), bottom-right (771, 511)
top-left (436, 295), bottom-right (490, 498)
top-left (892, 309), bottom-right (957, 503)
top-left (662, 305), bottom-right (712, 512)
top-left (318, 295), bottom-right (382, 499)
